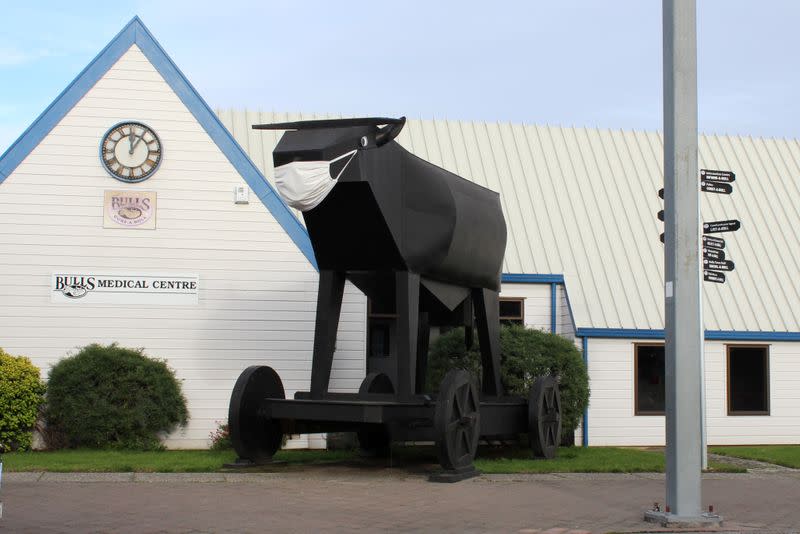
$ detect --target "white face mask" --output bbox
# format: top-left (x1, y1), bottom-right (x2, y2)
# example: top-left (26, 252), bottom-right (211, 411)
top-left (274, 149), bottom-right (357, 212)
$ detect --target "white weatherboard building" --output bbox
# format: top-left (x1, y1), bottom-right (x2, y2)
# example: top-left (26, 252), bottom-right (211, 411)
top-left (2, 18), bottom-right (799, 448)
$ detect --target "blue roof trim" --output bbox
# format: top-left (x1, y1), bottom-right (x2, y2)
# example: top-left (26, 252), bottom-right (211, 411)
top-left (0, 17), bottom-right (317, 269)
top-left (577, 328), bottom-right (664, 339)
top-left (576, 327), bottom-right (800, 341)
top-left (502, 273), bottom-right (565, 284)
top-left (705, 330), bottom-right (800, 341)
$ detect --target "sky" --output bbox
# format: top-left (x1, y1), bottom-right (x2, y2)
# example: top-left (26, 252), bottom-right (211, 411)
top-left (2, 0), bottom-right (800, 154)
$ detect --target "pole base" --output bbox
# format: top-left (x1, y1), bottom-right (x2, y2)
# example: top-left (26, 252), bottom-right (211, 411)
top-left (644, 509), bottom-right (722, 528)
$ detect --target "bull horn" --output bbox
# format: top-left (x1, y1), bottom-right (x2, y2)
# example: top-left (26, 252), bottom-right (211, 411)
top-left (374, 117), bottom-right (406, 146)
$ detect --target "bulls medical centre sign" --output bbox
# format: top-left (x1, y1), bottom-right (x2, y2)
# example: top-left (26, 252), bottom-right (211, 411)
top-left (51, 272), bottom-right (199, 305)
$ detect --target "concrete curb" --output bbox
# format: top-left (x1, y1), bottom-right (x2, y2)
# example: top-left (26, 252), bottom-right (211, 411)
top-left (3, 470), bottom-right (799, 484)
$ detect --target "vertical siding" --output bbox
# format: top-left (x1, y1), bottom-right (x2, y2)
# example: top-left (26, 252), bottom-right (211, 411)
top-left (0, 45), bottom-right (367, 449)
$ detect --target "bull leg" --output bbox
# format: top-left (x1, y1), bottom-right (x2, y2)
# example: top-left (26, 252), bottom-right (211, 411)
top-left (310, 270), bottom-right (346, 399)
top-left (473, 288), bottom-right (503, 397)
top-left (395, 271), bottom-right (420, 400)
top-left (415, 311), bottom-right (430, 394)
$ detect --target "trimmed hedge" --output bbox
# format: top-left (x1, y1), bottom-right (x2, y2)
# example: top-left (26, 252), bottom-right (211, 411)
top-left (427, 325), bottom-right (589, 434)
top-left (0, 349), bottom-right (46, 452)
top-left (45, 344), bottom-right (188, 450)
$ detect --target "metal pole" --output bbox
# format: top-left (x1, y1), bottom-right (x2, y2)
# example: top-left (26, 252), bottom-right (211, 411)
top-left (663, 0), bottom-right (703, 518)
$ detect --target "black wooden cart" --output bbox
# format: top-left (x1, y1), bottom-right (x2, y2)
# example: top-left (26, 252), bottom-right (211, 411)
top-left (228, 118), bottom-right (562, 475)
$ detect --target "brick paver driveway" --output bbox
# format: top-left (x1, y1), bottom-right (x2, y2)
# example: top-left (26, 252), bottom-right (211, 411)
top-left (2, 469), bottom-right (800, 533)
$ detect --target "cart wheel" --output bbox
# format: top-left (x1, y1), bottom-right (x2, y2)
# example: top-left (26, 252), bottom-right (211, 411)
top-left (529, 375), bottom-right (562, 459)
top-left (228, 365), bottom-right (285, 464)
top-left (357, 372), bottom-right (393, 457)
top-left (434, 369), bottom-right (481, 470)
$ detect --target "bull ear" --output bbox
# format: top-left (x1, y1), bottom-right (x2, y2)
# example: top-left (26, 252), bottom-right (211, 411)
top-left (374, 117), bottom-right (406, 146)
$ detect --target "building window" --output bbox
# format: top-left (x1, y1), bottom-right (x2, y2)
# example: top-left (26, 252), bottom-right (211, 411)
top-left (635, 344), bottom-right (665, 415)
top-left (499, 297), bottom-right (524, 325)
top-left (727, 345), bottom-right (769, 415)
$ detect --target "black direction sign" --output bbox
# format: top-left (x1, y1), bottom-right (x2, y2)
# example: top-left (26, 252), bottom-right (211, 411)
top-left (704, 270), bottom-right (726, 284)
top-left (658, 210), bottom-right (664, 221)
top-left (703, 219), bottom-right (741, 234)
top-left (703, 235), bottom-right (725, 249)
top-left (703, 258), bottom-right (735, 271)
top-left (700, 169), bottom-right (735, 183)
top-left (701, 180), bottom-right (733, 195)
top-left (658, 188), bottom-right (664, 199)
top-left (703, 247), bottom-right (726, 261)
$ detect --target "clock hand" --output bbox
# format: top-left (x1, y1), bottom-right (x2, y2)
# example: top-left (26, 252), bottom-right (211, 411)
top-left (128, 130), bottom-right (136, 154)
top-left (131, 135), bottom-right (144, 152)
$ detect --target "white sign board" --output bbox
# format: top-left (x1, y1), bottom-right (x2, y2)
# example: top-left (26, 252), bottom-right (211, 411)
top-left (51, 272), bottom-right (199, 305)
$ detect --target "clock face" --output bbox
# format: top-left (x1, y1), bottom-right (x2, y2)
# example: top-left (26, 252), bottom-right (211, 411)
top-left (100, 122), bottom-right (162, 182)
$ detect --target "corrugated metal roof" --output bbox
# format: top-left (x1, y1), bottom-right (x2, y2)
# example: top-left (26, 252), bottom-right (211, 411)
top-left (216, 110), bottom-right (800, 333)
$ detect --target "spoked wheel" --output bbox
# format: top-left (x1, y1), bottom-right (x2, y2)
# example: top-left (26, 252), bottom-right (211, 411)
top-left (357, 372), bottom-right (394, 457)
top-left (228, 365), bottom-right (285, 464)
top-left (434, 369), bottom-right (481, 471)
top-left (529, 375), bottom-right (562, 459)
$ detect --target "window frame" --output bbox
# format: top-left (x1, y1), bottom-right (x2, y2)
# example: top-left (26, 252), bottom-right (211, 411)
top-left (726, 344), bottom-right (770, 416)
top-left (634, 342), bottom-right (666, 416)
top-left (499, 297), bottom-right (525, 325)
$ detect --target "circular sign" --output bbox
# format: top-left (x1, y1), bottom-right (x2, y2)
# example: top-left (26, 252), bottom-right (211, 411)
top-left (100, 121), bottom-right (162, 182)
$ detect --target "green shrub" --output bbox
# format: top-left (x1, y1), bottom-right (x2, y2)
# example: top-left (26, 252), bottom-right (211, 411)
top-left (0, 349), bottom-right (47, 452)
top-left (427, 325), bottom-right (589, 434)
top-left (45, 344), bottom-right (188, 450)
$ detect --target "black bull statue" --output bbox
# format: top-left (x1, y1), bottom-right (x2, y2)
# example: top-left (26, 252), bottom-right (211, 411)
top-left (228, 118), bottom-right (562, 475)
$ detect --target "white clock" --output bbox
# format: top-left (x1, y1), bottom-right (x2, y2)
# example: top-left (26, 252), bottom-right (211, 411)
top-left (100, 121), bottom-right (162, 182)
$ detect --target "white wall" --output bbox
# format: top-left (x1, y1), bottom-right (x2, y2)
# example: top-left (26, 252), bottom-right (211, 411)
top-left (585, 337), bottom-right (800, 446)
top-left (500, 282), bottom-right (552, 331)
top-left (0, 45), bottom-right (367, 449)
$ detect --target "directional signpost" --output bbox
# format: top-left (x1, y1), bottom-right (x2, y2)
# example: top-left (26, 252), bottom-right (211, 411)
top-left (654, 162), bottom-right (741, 524)
top-left (701, 181), bottom-right (733, 194)
top-left (703, 219), bottom-right (740, 234)
top-left (647, 3), bottom-right (726, 525)
top-left (700, 169), bottom-right (735, 183)
top-left (703, 258), bottom-right (735, 271)
top-left (702, 235), bottom-right (725, 249)
top-left (703, 270), bottom-right (726, 284)
top-left (698, 193), bottom-right (739, 286)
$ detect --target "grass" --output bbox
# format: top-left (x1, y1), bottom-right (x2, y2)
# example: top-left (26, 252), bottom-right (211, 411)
top-left (710, 445), bottom-right (800, 469)
top-left (0, 448), bottom-right (356, 473)
top-left (0, 445), bottom-right (745, 473)
top-left (473, 445), bottom-right (743, 474)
